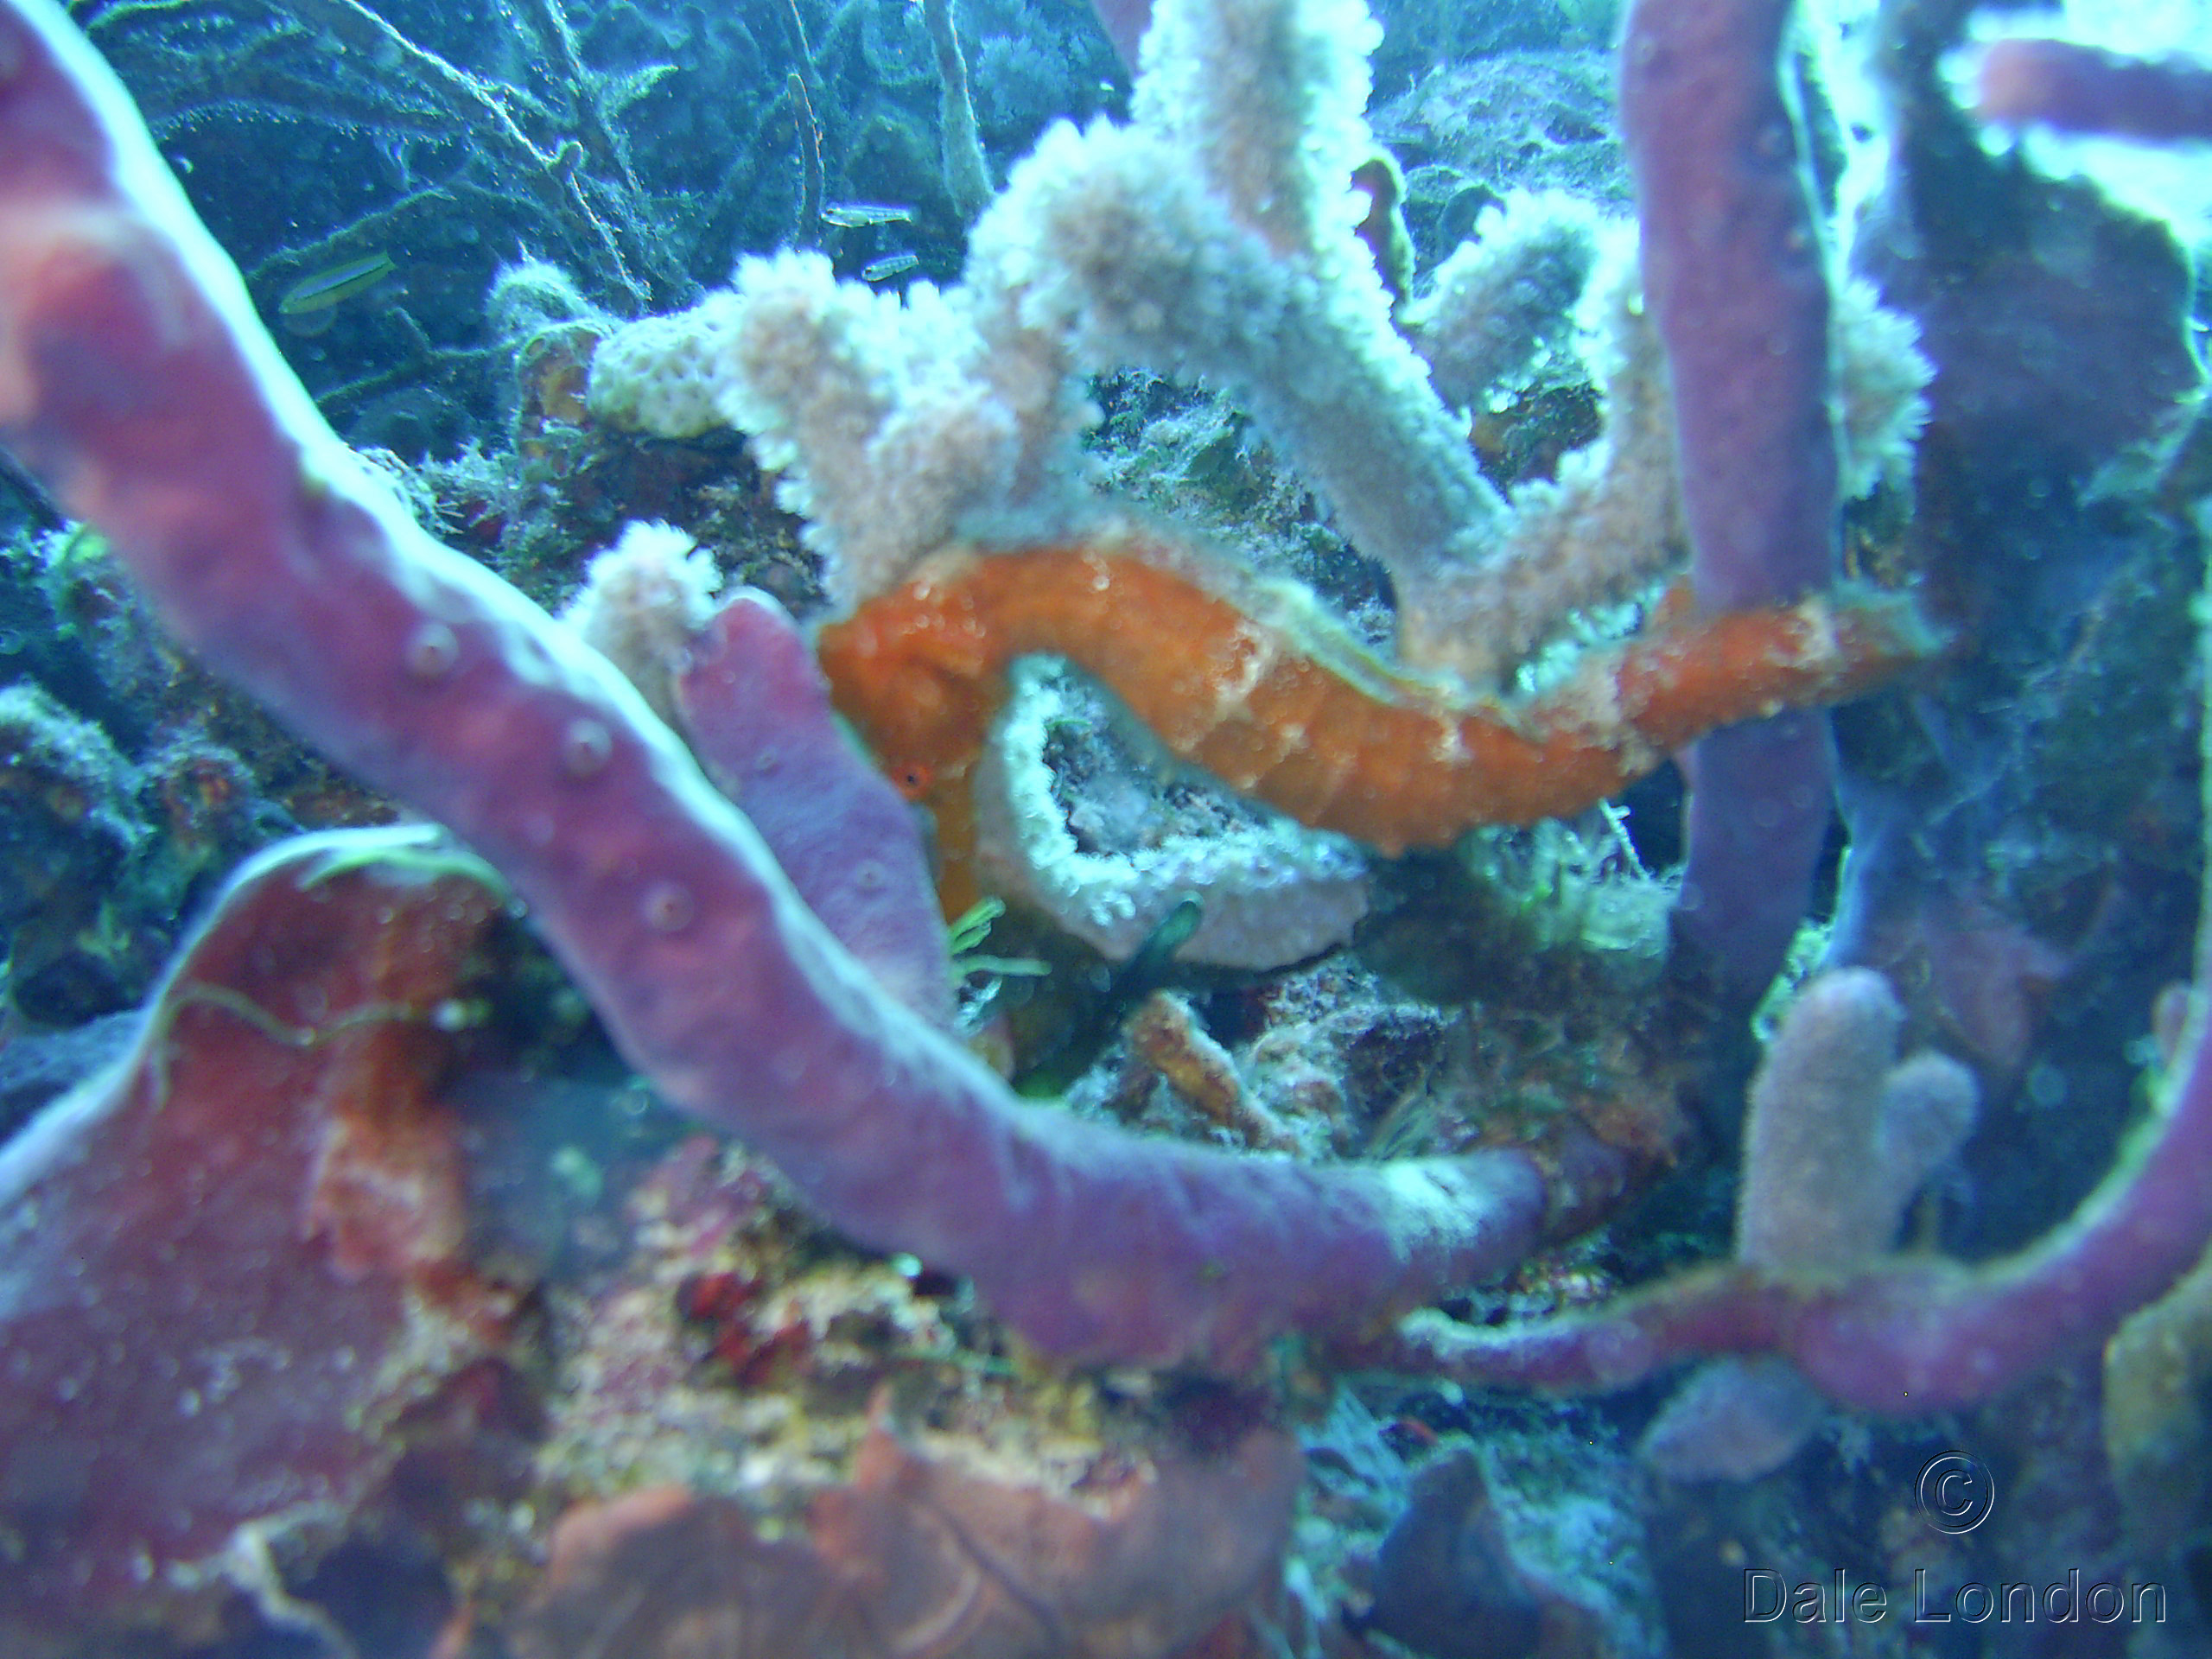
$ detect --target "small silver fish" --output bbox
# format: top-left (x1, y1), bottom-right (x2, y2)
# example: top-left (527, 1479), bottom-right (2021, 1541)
top-left (278, 251), bottom-right (397, 316)
top-left (823, 201), bottom-right (915, 228)
top-left (861, 252), bottom-right (921, 283)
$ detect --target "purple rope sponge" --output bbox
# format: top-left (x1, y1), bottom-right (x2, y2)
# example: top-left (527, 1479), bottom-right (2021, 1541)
top-left (1621, 0), bottom-right (1842, 1001)
top-left (675, 588), bottom-right (954, 1027)
top-left (1350, 982), bottom-right (2212, 1418)
top-left (1980, 37), bottom-right (2212, 143)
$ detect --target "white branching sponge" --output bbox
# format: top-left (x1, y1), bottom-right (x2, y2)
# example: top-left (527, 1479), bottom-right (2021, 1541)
top-left (559, 521), bottom-right (721, 723)
top-left (1640, 969), bottom-right (1978, 1482)
top-left (588, 0), bottom-right (1511, 671)
top-left (972, 660), bottom-right (1370, 969)
top-left (715, 253), bottom-right (1093, 609)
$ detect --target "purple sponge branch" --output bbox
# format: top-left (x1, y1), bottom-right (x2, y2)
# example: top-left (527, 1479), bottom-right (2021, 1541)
top-left (673, 586), bottom-right (956, 1029)
top-left (1087, 0), bottom-right (1152, 71)
top-left (1351, 987), bottom-right (2212, 1417)
top-left (1621, 0), bottom-right (1837, 613)
top-left (1621, 0), bottom-right (1844, 1000)
top-left (1979, 37), bottom-right (2212, 143)
top-left (0, 0), bottom-right (1575, 1376)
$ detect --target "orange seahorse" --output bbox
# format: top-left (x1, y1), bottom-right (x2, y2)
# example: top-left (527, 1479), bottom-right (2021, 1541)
top-left (816, 526), bottom-right (1942, 916)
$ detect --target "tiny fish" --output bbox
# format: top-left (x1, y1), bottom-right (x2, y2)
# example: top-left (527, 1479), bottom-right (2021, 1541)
top-left (822, 201), bottom-right (915, 227)
top-left (1017, 894), bottom-right (1205, 1096)
top-left (278, 251), bottom-right (397, 316)
top-left (861, 252), bottom-right (921, 283)
top-left (1113, 893), bottom-right (1205, 1002)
